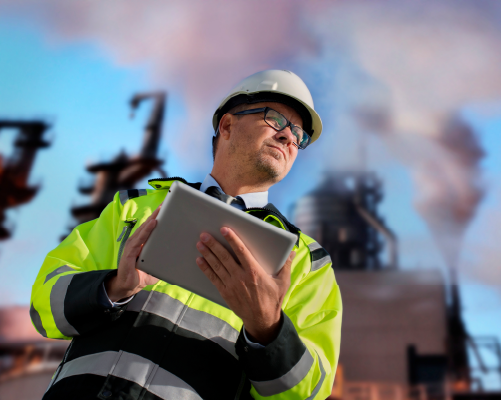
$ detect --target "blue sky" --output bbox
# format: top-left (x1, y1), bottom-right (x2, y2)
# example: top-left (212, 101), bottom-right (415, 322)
top-left (1, 16), bottom-right (500, 388)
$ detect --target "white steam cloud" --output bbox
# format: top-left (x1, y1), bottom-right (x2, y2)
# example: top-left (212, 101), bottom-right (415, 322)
top-left (1, 0), bottom-right (501, 283)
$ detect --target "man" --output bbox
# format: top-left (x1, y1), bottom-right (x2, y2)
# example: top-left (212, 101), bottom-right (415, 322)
top-left (30, 69), bottom-right (342, 400)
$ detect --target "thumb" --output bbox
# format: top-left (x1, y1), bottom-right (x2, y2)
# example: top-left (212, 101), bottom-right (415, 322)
top-left (276, 251), bottom-right (295, 281)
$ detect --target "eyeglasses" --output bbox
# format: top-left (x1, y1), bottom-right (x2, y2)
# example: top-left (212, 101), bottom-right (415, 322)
top-left (232, 107), bottom-right (311, 150)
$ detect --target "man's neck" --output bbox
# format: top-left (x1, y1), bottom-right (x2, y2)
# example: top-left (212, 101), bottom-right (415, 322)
top-left (209, 168), bottom-right (273, 197)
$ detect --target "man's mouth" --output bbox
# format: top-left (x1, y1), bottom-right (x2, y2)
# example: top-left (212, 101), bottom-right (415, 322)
top-left (267, 145), bottom-right (286, 159)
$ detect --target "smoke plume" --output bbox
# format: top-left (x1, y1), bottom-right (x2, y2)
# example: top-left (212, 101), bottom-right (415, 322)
top-left (308, 0), bottom-right (497, 272)
top-left (1, 0), bottom-right (501, 282)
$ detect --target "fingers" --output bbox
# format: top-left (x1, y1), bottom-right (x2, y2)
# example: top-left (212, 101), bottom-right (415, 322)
top-left (196, 237), bottom-right (232, 283)
top-left (196, 256), bottom-right (226, 292)
top-left (220, 227), bottom-right (258, 273)
top-left (138, 270), bottom-right (159, 287)
top-left (133, 204), bottom-right (162, 235)
top-left (124, 219), bottom-right (156, 260)
top-left (121, 204), bottom-right (162, 264)
top-left (276, 251), bottom-right (295, 281)
top-left (198, 232), bottom-right (241, 275)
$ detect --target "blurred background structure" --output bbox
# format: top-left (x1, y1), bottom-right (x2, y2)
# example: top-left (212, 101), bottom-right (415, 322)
top-left (1, 0), bottom-right (501, 399)
top-left (0, 120), bottom-right (51, 240)
top-left (65, 91), bottom-right (167, 235)
top-left (294, 172), bottom-right (501, 399)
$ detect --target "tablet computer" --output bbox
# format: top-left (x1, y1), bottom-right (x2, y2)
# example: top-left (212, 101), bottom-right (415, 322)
top-left (136, 181), bottom-right (298, 308)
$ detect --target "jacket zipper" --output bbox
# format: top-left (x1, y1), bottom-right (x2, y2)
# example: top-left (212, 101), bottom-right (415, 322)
top-left (117, 219), bottom-right (137, 267)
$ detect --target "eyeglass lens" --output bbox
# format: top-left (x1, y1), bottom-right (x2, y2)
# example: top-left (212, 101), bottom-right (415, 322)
top-left (264, 109), bottom-right (309, 149)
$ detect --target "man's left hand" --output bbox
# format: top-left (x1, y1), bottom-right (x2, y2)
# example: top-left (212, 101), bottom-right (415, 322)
top-left (196, 227), bottom-right (296, 346)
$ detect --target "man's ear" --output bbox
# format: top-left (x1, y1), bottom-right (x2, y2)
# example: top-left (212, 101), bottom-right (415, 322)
top-left (219, 113), bottom-right (233, 140)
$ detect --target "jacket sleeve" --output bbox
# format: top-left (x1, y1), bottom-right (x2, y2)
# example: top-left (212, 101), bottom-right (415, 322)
top-left (29, 192), bottom-right (125, 340)
top-left (235, 237), bottom-right (342, 400)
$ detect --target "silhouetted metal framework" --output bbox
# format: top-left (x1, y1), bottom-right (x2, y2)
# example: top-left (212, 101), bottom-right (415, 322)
top-left (65, 92), bottom-right (167, 235)
top-left (447, 271), bottom-right (472, 391)
top-left (293, 171), bottom-right (397, 270)
top-left (0, 120), bottom-right (51, 240)
top-left (445, 271), bottom-right (501, 394)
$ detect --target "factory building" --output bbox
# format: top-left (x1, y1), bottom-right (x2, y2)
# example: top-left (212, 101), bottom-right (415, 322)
top-left (293, 171), bottom-right (501, 400)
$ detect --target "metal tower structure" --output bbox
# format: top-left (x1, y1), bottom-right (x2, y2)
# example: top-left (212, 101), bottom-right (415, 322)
top-left (66, 92), bottom-right (167, 232)
top-left (293, 171), bottom-right (397, 270)
top-left (0, 120), bottom-right (51, 240)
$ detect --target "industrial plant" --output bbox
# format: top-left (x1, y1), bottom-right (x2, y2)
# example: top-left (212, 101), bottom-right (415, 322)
top-left (1, 96), bottom-right (500, 400)
top-left (293, 171), bottom-right (501, 400)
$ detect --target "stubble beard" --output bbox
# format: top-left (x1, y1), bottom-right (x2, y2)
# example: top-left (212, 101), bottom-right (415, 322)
top-left (254, 143), bottom-right (282, 181)
top-left (230, 139), bottom-right (283, 185)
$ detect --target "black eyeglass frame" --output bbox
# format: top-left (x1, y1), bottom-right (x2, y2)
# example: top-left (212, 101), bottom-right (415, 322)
top-left (232, 107), bottom-right (311, 150)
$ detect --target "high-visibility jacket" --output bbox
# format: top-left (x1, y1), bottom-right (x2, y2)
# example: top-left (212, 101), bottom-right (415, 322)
top-left (30, 177), bottom-right (342, 400)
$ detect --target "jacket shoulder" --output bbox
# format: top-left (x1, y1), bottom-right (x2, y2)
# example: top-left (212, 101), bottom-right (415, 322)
top-left (298, 232), bottom-right (333, 273)
top-left (117, 188), bottom-right (150, 205)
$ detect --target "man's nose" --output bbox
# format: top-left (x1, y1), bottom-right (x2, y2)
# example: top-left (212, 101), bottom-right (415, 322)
top-left (274, 127), bottom-right (295, 146)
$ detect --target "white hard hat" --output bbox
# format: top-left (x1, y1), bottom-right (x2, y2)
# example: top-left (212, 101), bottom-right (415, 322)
top-left (213, 69), bottom-right (323, 144)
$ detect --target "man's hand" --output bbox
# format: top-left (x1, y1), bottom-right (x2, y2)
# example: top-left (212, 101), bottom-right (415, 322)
top-left (196, 227), bottom-right (296, 345)
top-left (105, 205), bottom-right (161, 302)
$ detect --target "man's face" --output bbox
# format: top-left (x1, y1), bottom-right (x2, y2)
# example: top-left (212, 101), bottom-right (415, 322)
top-left (223, 102), bottom-right (302, 184)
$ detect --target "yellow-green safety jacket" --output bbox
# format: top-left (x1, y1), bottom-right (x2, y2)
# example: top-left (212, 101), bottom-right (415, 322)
top-left (30, 177), bottom-right (342, 400)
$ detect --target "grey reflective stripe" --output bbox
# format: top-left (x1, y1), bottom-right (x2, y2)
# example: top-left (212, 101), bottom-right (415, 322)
top-left (307, 242), bottom-right (322, 252)
top-left (54, 351), bottom-right (202, 400)
top-left (308, 242), bottom-right (332, 271)
top-left (143, 291), bottom-right (239, 358)
top-left (119, 189), bottom-right (148, 205)
top-left (250, 348), bottom-right (314, 396)
top-left (117, 227), bottom-right (127, 242)
top-left (119, 190), bottom-right (129, 205)
top-left (50, 274), bottom-right (79, 337)
top-left (181, 302), bottom-right (239, 358)
top-left (55, 351), bottom-right (115, 383)
top-left (109, 351), bottom-right (155, 387)
top-left (45, 364), bottom-right (61, 393)
top-left (149, 365), bottom-right (202, 400)
top-left (305, 353), bottom-right (326, 400)
top-left (30, 303), bottom-right (47, 337)
top-left (311, 253), bottom-right (332, 272)
top-left (44, 265), bottom-right (75, 284)
top-left (127, 290), bottom-right (151, 312)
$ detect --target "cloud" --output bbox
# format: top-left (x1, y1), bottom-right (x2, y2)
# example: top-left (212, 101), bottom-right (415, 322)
top-left (2, 0), bottom-right (501, 284)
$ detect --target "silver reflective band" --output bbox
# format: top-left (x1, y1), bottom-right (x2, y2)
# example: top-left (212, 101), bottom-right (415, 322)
top-left (55, 351), bottom-right (115, 382)
top-left (53, 351), bottom-right (202, 400)
top-left (30, 303), bottom-right (47, 337)
top-left (308, 242), bottom-right (332, 271)
top-left (307, 242), bottom-right (322, 252)
top-left (250, 349), bottom-right (314, 396)
top-left (44, 265), bottom-right (75, 284)
top-left (311, 254), bottom-right (332, 272)
top-left (119, 189), bottom-right (148, 205)
top-left (50, 273), bottom-right (79, 337)
top-left (119, 190), bottom-right (129, 205)
top-left (305, 353), bottom-right (326, 400)
top-left (127, 290), bottom-right (151, 312)
top-left (142, 291), bottom-right (239, 359)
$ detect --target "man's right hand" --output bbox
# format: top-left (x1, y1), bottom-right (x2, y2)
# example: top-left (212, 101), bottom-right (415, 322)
top-left (105, 205), bottom-right (161, 302)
